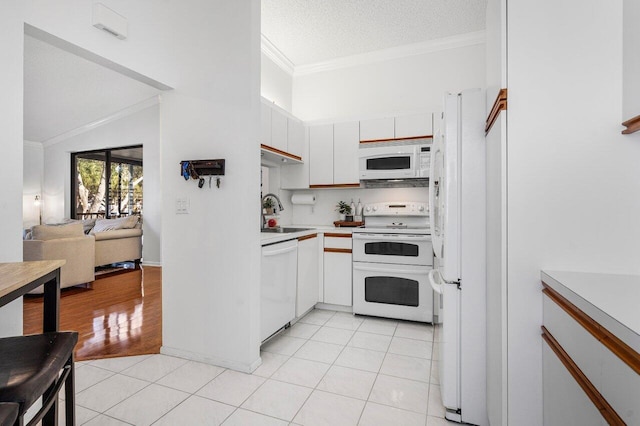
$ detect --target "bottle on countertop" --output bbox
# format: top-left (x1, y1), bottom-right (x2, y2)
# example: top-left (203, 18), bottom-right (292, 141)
top-left (355, 199), bottom-right (363, 222)
top-left (350, 199), bottom-right (356, 218)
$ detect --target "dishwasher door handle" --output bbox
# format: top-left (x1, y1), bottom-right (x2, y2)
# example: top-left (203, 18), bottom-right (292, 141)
top-left (263, 245), bottom-right (298, 257)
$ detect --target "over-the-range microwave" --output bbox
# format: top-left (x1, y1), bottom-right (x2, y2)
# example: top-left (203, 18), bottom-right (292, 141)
top-left (359, 139), bottom-right (431, 181)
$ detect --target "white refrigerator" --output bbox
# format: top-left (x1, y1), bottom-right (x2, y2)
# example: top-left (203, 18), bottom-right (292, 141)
top-left (428, 89), bottom-right (488, 425)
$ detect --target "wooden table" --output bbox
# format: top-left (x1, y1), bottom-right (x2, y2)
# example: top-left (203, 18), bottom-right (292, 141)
top-left (0, 260), bottom-right (65, 332)
top-left (0, 260), bottom-right (66, 426)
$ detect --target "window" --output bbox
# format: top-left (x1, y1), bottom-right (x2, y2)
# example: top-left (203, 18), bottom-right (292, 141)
top-left (71, 146), bottom-right (143, 219)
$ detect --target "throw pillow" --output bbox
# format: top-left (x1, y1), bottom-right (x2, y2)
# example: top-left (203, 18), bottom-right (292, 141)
top-left (31, 222), bottom-right (84, 241)
top-left (91, 215), bottom-right (139, 233)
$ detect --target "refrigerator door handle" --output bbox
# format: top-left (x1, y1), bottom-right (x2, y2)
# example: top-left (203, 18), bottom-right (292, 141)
top-left (429, 269), bottom-right (443, 294)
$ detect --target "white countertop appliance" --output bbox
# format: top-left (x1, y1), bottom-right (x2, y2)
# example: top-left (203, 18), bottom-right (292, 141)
top-left (428, 89), bottom-right (488, 425)
top-left (352, 202), bottom-right (433, 323)
top-left (359, 139), bottom-right (431, 181)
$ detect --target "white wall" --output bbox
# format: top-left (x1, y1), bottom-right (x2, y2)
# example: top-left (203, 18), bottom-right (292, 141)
top-left (23, 141), bottom-right (44, 229)
top-left (0, 4), bottom-right (27, 337)
top-left (485, 0), bottom-right (508, 424)
top-left (292, 43), bottom-right (485, 122)
top-left (42, 103), bottom-right (161, 265)
top-left (261, 52), bottom-right (293, 112)
top-left (504, 0), bottom-right (640, 424)
top-left (0, 0), bottom-right (262, 371)
top-left (623, 0), bottom-right (640, 119)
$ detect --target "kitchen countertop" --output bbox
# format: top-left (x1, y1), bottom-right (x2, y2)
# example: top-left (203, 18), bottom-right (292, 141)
top-left (541, 270), bottom-right (640, 353)
top-left (261, 225), bottom-right (353, 246)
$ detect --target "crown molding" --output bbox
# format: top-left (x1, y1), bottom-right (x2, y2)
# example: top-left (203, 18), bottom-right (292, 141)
top-left (294, 30), bottom-right (486, 77)
top-left (23, 140), bottom-right (43, 148)
top-left (261, 34), bottom-right (295, 76)
top-left (42, 96), bottom-right (160, 148)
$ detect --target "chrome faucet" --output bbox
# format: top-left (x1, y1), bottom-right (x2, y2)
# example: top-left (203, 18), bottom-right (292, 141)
top-left (262, 193), bottom-right (284, 228)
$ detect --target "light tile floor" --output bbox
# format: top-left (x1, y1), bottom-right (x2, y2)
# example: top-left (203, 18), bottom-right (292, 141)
top-left (47, 310), bottom-right (448, 425)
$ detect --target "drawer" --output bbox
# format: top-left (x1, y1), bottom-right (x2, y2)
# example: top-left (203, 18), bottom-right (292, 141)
top-left (324, 235), bottom-right (352, 250)
top-left (600, 342), bottom-right (640, 424)
top-left (543, 295), bottom-right (603, 389)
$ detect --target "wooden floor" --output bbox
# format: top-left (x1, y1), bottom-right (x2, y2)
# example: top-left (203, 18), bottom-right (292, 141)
top-left (23, 266), bottom-right (162, 361)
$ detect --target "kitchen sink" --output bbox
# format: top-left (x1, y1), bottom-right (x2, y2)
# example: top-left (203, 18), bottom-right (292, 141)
top-left (261, 227), bottom-right (313, 233)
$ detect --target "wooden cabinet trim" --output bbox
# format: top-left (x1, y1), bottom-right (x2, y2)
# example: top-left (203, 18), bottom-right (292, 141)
top-left (324, 248), bottom-right (352, 254)
top-left (324, 233), bottom-right (352, 238)
top-left (485, 88), bottom-right (508, 135)
top-left (542, 282), bottom-right (640, 375)
top-left (541, 326), bottom-right (626, 426)
top-left (297, 233), bottom-right (317, 242)
top-left (309, 183), bottom-right (361, 189)
top-left (260, 144), bottom-right (302, 162)
top-left (359, 135), bottom-right (433, 144)
top-left (622, 114), bottom-right (640, 134)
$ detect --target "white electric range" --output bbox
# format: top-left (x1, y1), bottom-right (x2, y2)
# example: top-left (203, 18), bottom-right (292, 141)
top-left (352, 202), bottom-right (434, 323)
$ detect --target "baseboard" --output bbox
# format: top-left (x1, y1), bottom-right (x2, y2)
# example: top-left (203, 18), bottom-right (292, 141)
top-left (315, 302), bottom-right (353, 313)
top-left (160, 345), bottom-right (261, 373)
top-left (141, 261), bottom-right (162, 267)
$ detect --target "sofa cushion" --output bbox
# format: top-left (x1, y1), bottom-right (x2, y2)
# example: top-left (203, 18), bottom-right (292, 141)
top-left (31, 223), bottom-right (84, 241)
top-left (93, 228), bottom-right (142, 241)
top-left (91, 216), bottom-right (139, 233)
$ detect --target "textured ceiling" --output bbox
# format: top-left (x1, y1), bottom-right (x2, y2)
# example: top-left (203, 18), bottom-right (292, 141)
top-left (262, 0), bottom-right (487, 66)
top-left (24, 35), bottom-right (159, 142)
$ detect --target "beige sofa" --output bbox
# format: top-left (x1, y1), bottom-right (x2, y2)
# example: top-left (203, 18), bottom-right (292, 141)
top-left (23, 218), bottom-right (143, 292)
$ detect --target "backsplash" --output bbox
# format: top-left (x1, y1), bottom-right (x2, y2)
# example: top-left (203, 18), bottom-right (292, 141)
top-left (288, 187), bottom-right (429, 226)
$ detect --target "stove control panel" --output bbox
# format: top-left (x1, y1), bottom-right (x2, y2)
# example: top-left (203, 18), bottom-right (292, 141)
top-left (363, 202), bottom-right (428, 216)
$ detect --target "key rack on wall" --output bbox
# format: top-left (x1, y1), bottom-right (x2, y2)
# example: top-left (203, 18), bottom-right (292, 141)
top-left (181, 159), bottom-right (225, 188)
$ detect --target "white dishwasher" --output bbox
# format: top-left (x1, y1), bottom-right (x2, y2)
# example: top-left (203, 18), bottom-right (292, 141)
top-left (261, 239), bottom-right (298, 342)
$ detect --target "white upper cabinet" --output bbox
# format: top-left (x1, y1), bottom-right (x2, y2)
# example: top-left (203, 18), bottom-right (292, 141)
top-left (281, 126), bottom-right (310, 189)
top-left (359, 117), bottom-right (394, 141)
top-left (287, 118), bottom-right (305, 158)
top-left (309, 124), bottom-right (334, 186)
top-left (333, 121), bottom-right (360, 185)
top-left (395, 113), bottom-right (433, 138)
top-left (270, 109), bottom-right (288, 152)
top-left (260, 103), bottom-right (271, 146)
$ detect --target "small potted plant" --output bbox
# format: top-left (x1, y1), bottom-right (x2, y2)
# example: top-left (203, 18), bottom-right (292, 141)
top-left (336, 201), bottom-right (353, 221)
top-left (263, 197), bottom-right (275, 215)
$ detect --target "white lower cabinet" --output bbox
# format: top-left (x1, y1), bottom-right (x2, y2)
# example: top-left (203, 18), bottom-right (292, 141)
top-left (323, 235), bottom-right (352, 306)
top-left (296, 234), bottom-right (319, 317)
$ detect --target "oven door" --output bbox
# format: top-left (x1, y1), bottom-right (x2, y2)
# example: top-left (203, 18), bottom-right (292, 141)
top-left (352, 233), bottom-right (432, 266)
top-left (352, 262), bottom-right (433, 322)
top-left (359, 145), bottom-right (418, 180)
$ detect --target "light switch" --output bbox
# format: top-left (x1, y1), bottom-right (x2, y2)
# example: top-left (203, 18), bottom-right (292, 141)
top-left (176, 197), bottom-right (189, 214)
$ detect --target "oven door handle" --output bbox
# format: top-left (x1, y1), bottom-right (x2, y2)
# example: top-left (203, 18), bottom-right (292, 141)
top-left (428, 269), bottom-right (443, 294)
top-left (352, 234), bottom-right (431, 242)
top-left (353, 264), bottom-right (428, 275)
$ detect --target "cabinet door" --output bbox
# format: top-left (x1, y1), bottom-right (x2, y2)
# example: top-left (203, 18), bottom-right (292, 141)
top-left (323, 236), bottom-right (352, 307)
top-left (395, 113), bottom-right (433, 138)
top-left (359, 117), bottom-right (394, 141)
top-left (333, 121), bottom-right (360, 185)
top-left (287, 118), bottom-right (305, 158)
top-left (296, 235), bottom-right (319, 317)
top-left (270, 108), bottom-right (288, 152)
top-left (261, 103), bottom-right (271, 146)
top-left (281, 126), bottom-right (310, 189)
top-left (309, 124), bottom-right (334, 185)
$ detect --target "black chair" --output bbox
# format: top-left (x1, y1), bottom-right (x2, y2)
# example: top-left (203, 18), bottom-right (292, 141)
top-left (0, 403), bottom-right (19, 425)
top-left (0, 332), bottom-right (78, 426)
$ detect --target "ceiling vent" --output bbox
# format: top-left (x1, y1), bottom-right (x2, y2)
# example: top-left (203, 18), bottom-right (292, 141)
top-left (92, 3), bottom-right (128, 40)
